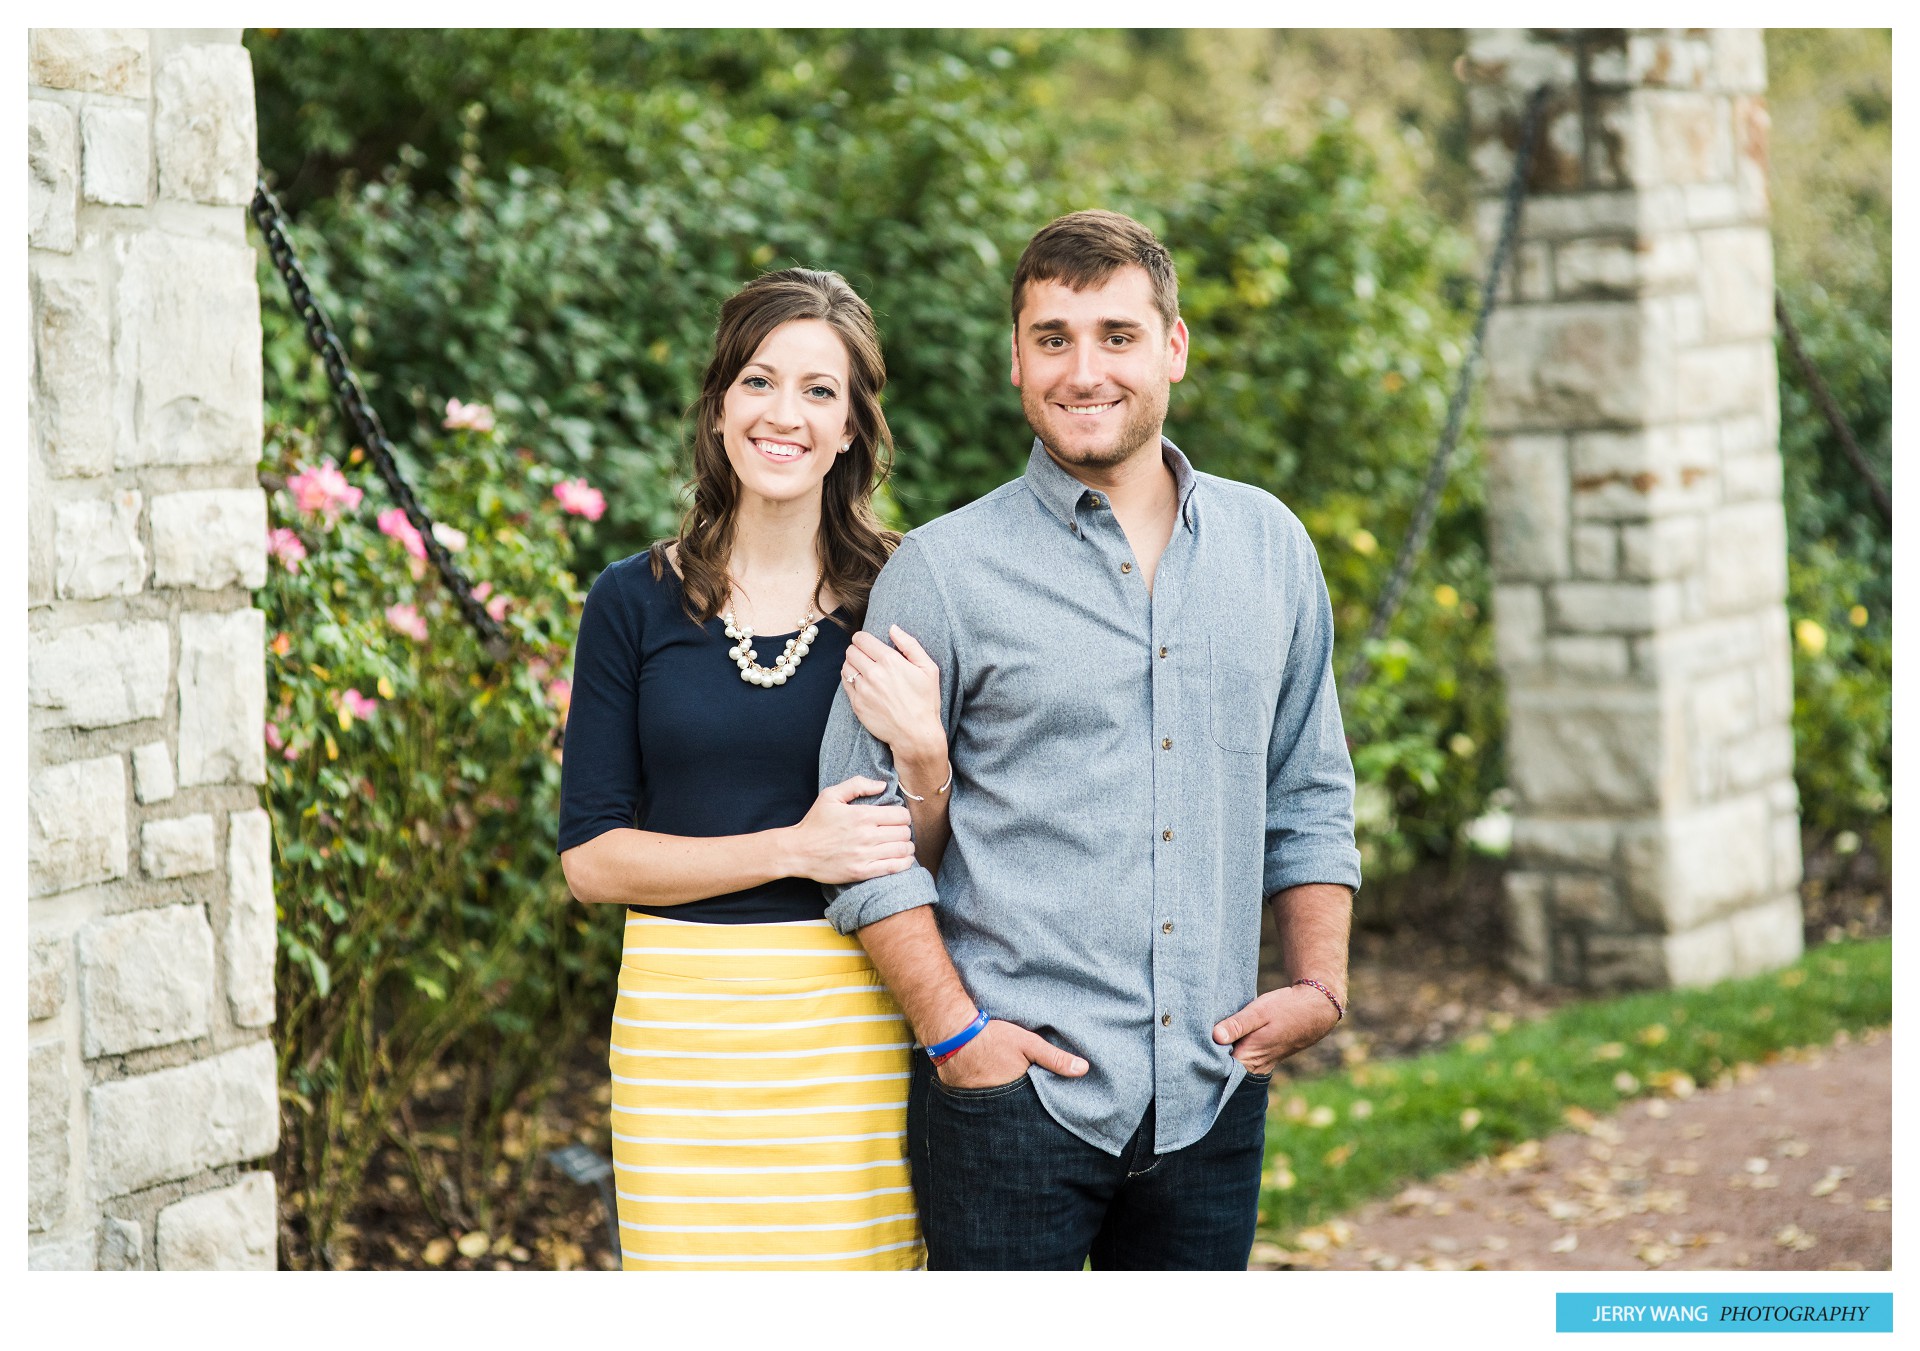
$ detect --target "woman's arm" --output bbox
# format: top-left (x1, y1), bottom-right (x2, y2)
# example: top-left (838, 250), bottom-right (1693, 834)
top-left (561, 776), bottom-right (914, 907)
top-left (841, 626), bottom-right (952, 875)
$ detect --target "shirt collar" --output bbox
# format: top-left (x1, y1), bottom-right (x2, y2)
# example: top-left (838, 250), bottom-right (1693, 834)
top-left (1023, 436), bottom-right (1200, 533)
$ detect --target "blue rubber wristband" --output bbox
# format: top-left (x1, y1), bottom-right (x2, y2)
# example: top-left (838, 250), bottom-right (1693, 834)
top-left (925, 1009), bottom-right (990, 1062)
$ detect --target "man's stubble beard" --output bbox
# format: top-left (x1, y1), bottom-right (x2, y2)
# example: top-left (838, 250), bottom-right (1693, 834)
top-left (1021, 379), bottom-right (1170, 472)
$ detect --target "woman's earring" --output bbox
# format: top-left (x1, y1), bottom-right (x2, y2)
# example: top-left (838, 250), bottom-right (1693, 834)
top-left (839, 441), bottom-right (851, 453)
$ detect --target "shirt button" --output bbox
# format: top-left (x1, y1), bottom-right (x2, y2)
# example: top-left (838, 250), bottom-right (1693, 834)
top-left (1160, 1013), bottom-right (1172, 1027)
top-left (1158, 646), bottom-right (1169, 658)
top-left (1161, 737), bottom-right (1172, 750)
top-left (1090, 495), bottom-right (1104, 508)
top-left (1120, 561), bottom-right (1133, 574)
top-left (1162, 921), bottom-right (1174, 934)
top-left (1162, 828), bottom-right (1174, 842)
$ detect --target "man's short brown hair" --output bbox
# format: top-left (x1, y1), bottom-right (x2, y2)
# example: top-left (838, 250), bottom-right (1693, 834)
top-left (1010, 210), bottom-right (1179, 334)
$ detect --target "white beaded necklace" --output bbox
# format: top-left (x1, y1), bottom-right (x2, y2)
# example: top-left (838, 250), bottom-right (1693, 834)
top-left (722, 575), bottom-right (823, 688)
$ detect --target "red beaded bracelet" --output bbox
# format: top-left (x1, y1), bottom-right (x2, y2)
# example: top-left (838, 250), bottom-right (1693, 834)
top-left (1292, 978), bottom-right (1345, 1022)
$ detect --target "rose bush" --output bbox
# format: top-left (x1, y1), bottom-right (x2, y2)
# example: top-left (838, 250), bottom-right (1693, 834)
top-left (258, 386), bottom-right (611, 1261)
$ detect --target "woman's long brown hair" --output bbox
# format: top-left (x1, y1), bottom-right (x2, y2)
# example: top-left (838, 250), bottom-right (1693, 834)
top-left (651, 268), bottom-right (899, 629)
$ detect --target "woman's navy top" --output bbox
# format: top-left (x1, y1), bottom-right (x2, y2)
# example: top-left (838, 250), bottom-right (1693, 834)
top-left (556, 551), bottom-right (853, 923)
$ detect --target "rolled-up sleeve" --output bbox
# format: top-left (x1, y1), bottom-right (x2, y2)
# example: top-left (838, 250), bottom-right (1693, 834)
top-left (819, 536), bottom-right (960, 934)
top-left (1262, 521), bottom-right (1363, 898)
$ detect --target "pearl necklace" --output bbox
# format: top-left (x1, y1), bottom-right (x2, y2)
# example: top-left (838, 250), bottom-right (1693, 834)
top-left (723, 582), bottom-right (822, 688)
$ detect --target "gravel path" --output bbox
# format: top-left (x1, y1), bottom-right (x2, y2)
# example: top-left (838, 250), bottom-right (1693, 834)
top-left (1255, 1030), bottom-right (1891, 1271)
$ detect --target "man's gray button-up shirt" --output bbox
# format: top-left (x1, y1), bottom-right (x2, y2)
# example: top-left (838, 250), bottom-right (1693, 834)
top-left (819, 438), bottom-right (1362, 1155)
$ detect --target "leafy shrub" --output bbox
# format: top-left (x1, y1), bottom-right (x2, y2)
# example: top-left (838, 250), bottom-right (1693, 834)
top-left (258, 373), bottom-right (612, 1261)
top-left (1776, 282), bottom-right (1892, 842)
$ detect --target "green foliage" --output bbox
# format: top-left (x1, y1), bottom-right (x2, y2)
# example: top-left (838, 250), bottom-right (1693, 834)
top-left (258, 364), bottom-right (614, 1259)
top-left (1257, 938), bottom-right (1892, 1244)
top-left (252, 30), bottom-right (1079, 568)
top-left (1766, 32), bottom-right (1891, 845)
top-left (1777, 271), bottom-right (1890, 844)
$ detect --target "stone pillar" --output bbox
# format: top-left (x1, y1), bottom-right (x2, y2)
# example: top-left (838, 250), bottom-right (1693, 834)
top-left (1463, 30), bottom-right (1803, 989)
top-left (29, 28), bottom-right (279, 1269)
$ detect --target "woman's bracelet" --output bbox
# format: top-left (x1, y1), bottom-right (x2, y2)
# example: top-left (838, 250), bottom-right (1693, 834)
top-left (898, 762), bottom-right (953, 803)
top-left (926, 1009), bottom-right (989, 1064)
top-left (1291, 978), bottom-right (1345, 1022)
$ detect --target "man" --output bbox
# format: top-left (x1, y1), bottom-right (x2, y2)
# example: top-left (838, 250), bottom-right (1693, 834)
top-left (818, 210), bottom-right (1361, 1269)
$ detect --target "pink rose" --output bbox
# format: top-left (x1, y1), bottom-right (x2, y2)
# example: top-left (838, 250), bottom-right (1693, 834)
top-left (546, 677), bottom-right (572, 716)
top-left (339, 689), bottom-right (379, 722)
top-left (265, 721), bottom-right (286, 750)
top-left (552, 478), bottom-right (607, 521)
top-left (377, 508), bottom-right (428, 560)
top-left (285, 460), bottom-right (364, 520)
top-left (470, 581), bottom-right (510, 621)
top-left (386, 602), bottom-right (429, 642)
top-left (267, 527), bottom-right (308, 573)
top-left (443, 398), bottom-right (496, 433)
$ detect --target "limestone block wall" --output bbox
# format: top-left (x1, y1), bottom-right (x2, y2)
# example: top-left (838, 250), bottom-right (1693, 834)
top-left (28, 28), bottom-right (278, 1270)
top-left (1463, 29), bottom-right (1803, 989)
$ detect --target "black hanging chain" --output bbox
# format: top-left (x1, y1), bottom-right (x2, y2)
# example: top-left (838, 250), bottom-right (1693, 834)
top-left (1342, 84), bottom-right (1552, 693)
top-left (248, 176), bottom-right (512, 666)
top-left (1773, 290), bottom-right (1892, 529)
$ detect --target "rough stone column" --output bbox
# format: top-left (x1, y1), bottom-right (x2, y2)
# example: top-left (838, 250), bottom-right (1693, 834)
top-left (29, 28), bottom-right (279, 1269)
top-left (1463, 29), bottom-right (1803, 988)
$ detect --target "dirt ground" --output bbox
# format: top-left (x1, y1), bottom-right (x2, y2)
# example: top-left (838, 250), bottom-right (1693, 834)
top-left (1255, 1030), bottom-right (1892, 1271)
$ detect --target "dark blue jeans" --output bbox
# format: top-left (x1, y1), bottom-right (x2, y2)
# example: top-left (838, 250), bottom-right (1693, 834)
top-left (906, 1058), bottom-right (1269, 1270)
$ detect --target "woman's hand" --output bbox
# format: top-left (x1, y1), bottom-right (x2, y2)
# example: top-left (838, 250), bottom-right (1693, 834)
top-left (785, 777), bottom-right (915, 884)
top-left (842, 625), bottom-right (946, 774)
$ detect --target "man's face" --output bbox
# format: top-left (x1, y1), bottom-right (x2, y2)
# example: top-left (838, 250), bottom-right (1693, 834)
top-left (1010, 265), bottom-right (1188, 474)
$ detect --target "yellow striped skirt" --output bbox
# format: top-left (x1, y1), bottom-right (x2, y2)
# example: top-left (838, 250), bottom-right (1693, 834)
top-left (607, 912), bottom-right (923, 1270)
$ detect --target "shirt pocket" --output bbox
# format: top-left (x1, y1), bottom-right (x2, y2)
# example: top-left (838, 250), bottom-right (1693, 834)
top-left (1209, 635), bottom-right (1272, 756)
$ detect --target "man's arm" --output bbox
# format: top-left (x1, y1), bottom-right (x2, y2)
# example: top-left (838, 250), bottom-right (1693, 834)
top-left (820, 537), bottom-right (1087, 1087)
top-left (858, 906), bottom-right (1087, 1086)
top-left (1210, 883), bottom-right (1352, 1076)
top-left (1213, 517), bottom-right (1362, 1074)
top-left (818, 537), bottom-right (955, 936)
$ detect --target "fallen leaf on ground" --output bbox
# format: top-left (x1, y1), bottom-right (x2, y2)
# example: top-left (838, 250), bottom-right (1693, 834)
top-left (1392, 1186), bottom-right (1437, 1213)
top-left (1810, 1166), bottom-right (1852, 1198)
top-left (421, 1237), bottom-right (452, 1266)
top-left (1773, 1225), bottom-right (1819, 1252)
top-left (457, 1231), bottom-right (491, 1259)
top-left (1548, 1233), bottom-right (1578, 1254)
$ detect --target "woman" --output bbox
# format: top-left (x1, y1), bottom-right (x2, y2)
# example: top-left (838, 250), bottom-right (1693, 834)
top-left (557, 268), bottom-right (951, 1271)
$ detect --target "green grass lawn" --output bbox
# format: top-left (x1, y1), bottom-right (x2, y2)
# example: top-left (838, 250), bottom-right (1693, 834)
top-left (1257, 937), bottom-right (1892, 1243)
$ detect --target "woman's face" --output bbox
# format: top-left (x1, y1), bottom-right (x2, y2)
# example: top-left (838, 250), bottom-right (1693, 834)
top-left (719, 318), bottom-right (854, 510)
